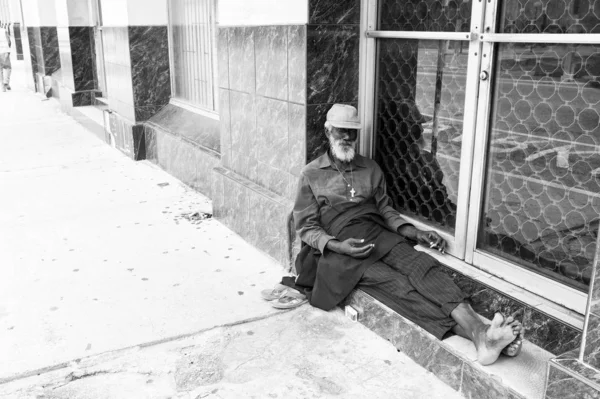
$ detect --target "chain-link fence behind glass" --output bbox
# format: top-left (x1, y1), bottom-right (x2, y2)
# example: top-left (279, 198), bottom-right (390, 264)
top-left (379, 0), bottom-right (472, 32)
top-left (499, 0), bottom-right (600, 34)
top-left (374, 39), bottom-right (468, 232)
top-left (480, 42), bottom-right (600, 291)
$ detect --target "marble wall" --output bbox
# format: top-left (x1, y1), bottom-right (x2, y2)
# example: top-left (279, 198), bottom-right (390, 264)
top-left (215, 23), bottom-right (307, 264)
top-left (13, 23), bottom-right (23, 60)
top-left (218, 25), bottom-right (307, 202)
top-left (96, 23), bottom-right (171, 172)
top-left (102, 26), bottom-right (135, 121)
top-left (26, 26), bottom-right (61, 91)
top-left (69, 27), bottom-right (96, 92)
top-left (583, 234), bottom-right (600, 369)
top-left (57, 25), bottom-right (96, 98)
top-left (545, 355), bottom-right (600, 398)
top-left (26, 27), bottom-right (40, 80)
top-left (107, 112), bottom-right (145, 160)
top-left (102, 25), bottom-right (170, 123)
top-left (26, 27), bottom-right (60, 75)
top-left (212, 167), bottom-right (293, 266)
top-left (129, 26), bottom-right (170, 122)
top-left (57, 26), bottom-right (74, 90)
top-left (39, 27), bottom-right (60, 75)
top-left (19, 24), bottom-right (34, 91)
top-left (306, 0), bottom-right (360, 162)
top-left (145, 123), bottom-right (219, 197)
top-left (542, 231), bottom-right (600, 396)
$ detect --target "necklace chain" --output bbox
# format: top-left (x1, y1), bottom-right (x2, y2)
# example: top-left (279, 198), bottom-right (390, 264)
top-left (331, 155), bottom-right (356, 198)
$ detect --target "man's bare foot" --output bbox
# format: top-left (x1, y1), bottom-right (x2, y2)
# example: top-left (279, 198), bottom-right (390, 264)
top-left (502, 332), bottom-right (523, 357)
top-left (475, 313), bottom-right (522, 365)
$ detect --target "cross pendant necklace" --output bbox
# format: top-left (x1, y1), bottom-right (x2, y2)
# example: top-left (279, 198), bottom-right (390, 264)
top-left (331, 157), bottom-right (356, 199)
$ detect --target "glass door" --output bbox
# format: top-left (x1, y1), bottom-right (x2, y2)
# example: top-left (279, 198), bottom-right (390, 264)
top-left (363, 0), bottom-right (486, 258)
top-left (466, 0), bottom-right (600, 314)
top-left (362, 0), bottom-right (600, 314)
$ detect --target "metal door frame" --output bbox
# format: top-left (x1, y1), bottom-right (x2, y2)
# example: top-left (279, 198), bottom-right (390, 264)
top-left (465, 0), bottom-right (594, 314)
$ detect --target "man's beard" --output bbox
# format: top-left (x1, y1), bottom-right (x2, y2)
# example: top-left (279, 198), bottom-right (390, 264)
top-left (329, 137), bottom-right (356, 162)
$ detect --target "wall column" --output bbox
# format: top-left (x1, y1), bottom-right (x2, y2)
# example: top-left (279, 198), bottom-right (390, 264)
top-left (21, 0), bottom-right (60, 94)
top-left (54, 0), bottom-right (101, 110)
top-left (213, 0), bottom-right (361, 265)
top-left (213, 0), bottom-right (308, 265)
top-left (305, 0), bottom-right (361, 163)
top-left (101, 0), bottom-right (171, 160)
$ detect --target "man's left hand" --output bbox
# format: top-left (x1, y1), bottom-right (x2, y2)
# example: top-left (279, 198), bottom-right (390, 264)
top-left (415, 230), bottom-right (446, 254)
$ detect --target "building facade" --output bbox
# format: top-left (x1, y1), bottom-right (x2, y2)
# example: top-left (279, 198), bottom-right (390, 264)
top-left (11, 0), bottom-right (600, 397)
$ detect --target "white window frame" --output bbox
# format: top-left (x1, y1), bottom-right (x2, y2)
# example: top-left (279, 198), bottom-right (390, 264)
top-left (359, 0), bottom-right (596, 322)
top-left (166, 0), bottom-right (220, 119)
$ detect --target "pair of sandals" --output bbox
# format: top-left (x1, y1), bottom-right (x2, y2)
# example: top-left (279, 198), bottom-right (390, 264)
top-left (261, 283), bottom-right (307, 309)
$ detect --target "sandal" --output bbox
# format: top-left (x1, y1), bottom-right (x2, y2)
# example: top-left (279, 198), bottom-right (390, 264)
top-left (271, 289), bottom-right (307, 309)
top-left (260, 283), bottom-right (290, 301)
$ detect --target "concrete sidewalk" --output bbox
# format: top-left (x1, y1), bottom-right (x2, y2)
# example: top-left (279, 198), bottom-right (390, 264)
top-left (0, 60), bottom-right (462, 398)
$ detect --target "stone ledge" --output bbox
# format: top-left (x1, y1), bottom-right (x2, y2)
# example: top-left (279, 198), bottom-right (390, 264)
top-left (144, 122), bottom-right (219, 197)
top-left (146, 103), bottom-right (220, 154)
top-left (342, 289), bottom-right (554, 399)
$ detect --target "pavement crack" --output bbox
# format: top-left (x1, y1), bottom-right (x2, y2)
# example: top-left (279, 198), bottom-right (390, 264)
top-left (48, 370), bottom-right (113, 390)
top-left (231, 355), bottom-right (261, 373)
top-left (0, 310), bottom-right (295, 387)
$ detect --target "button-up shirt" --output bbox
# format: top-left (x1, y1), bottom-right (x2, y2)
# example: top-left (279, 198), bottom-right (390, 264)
top-left (293, 152), bottom-right (409, 253)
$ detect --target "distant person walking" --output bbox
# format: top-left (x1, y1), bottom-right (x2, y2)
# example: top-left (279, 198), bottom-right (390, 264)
top-left (0, 21), bottom-right (12, 92)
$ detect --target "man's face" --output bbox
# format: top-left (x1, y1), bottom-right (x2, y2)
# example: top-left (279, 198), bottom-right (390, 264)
top-left (327, 127), bottom-right (358, 162)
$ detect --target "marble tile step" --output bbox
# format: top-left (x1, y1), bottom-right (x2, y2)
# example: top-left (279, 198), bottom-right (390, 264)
top-left (546, 352), bottom-right (600, 398)
top-left (343, 289), bottom-right (554, 399)
top-left (446, 333), bottom-right (553, 398)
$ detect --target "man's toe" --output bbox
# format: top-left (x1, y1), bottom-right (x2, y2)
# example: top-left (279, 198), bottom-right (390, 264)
top-left (491, 312), bottom-right (505, 327)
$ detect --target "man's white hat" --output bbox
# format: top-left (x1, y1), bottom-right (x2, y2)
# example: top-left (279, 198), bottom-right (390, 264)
top-left (326, 104), bottom-right (361, 129)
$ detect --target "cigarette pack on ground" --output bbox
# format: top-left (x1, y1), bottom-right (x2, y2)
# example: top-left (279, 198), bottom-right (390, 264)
top-left (345, 305), bottom-right (359, 322)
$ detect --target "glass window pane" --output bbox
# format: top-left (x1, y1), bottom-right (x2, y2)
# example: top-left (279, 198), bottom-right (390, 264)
top-left (168, 0), bottom-right (216, 110)
top-left (374, 39), bottom-right (468, 232)
top-left (499, 0), bottom-right (600, 33)
top-left (379, 0), bottom-right (472, 32)
top-left (478, 43), bottom-right (600, 291)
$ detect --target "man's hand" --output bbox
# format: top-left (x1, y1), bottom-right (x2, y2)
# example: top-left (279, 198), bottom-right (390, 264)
top-left (416, 230), bottom-right (446, 253)
top-left (326, 238), bottom-right (375, 259)
top-left (398, 225), bottom-right (446, 254)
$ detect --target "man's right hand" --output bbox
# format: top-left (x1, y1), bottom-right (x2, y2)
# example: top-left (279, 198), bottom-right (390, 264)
top-left (327, 238), bottom-right (375, 259)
